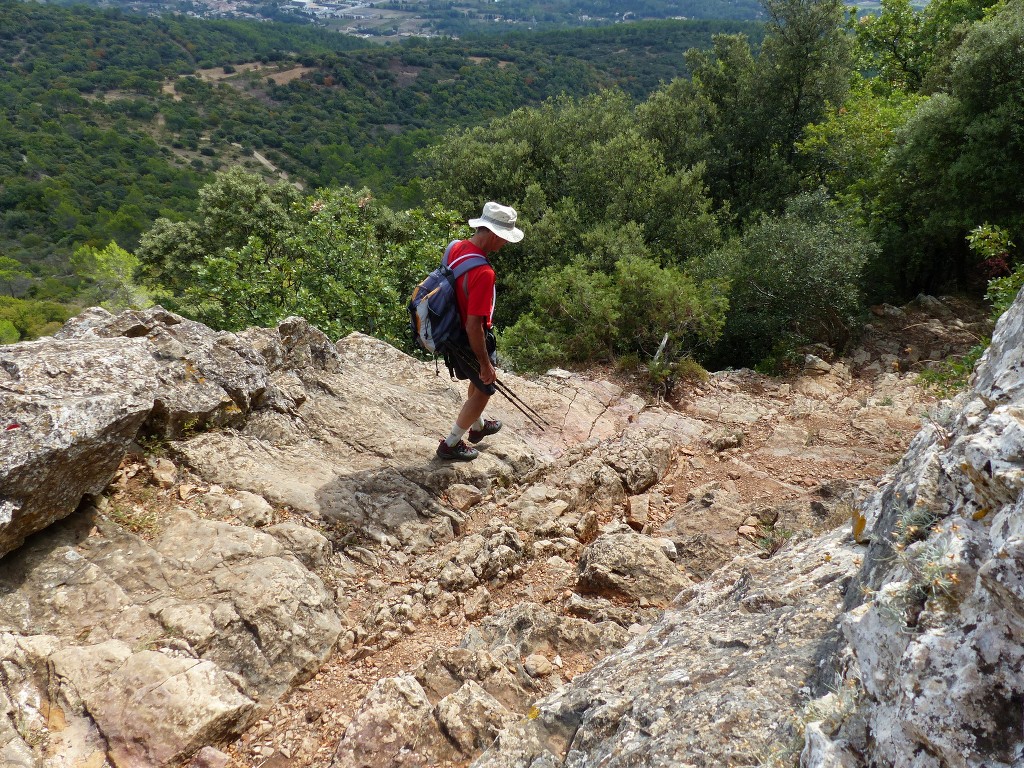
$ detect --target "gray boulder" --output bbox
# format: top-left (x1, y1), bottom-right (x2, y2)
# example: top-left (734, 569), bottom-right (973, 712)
top-left (0, 336), bottom-right (158, 557)
top-left (57, 306), bottom-right (269, 436)
top-left (331, 674), bottom-right (458, 768)
top-left (803, 287), bottom-right (1024, 767)
top-left (0, 508), bottom-right (341, 766)
top-left (576, 532), bottom-right (692, 606)
top-left (472, 527), bottom-right (863, 767)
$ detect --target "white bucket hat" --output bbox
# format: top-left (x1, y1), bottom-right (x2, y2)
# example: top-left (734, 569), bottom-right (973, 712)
top-left (468, 201), bottom-right (524, 243)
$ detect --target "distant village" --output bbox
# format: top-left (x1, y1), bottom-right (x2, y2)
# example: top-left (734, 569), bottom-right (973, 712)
top-left (122, 0), bottom-right (458, 38)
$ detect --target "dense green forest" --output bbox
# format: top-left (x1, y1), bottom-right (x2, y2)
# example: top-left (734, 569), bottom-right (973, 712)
top-left (3, 0), bottom-right (1022, 386)
top-left (0, 0), bottom-right (760, 318)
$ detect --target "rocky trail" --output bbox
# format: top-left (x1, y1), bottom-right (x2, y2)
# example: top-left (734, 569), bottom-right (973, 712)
top-left (0, 295), bottom-right (993, 768)
top-left (220, 355), bottom-right (944, 767)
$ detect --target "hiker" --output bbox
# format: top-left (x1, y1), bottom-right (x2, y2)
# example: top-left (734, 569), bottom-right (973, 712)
top-left (436, 201), bottom-right (524, 461)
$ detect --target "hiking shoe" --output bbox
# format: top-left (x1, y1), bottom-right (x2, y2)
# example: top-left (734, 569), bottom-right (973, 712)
top-left (436, 439), bottom-right (479, 461)
top-left (468, 419), bottom-right (503, 444)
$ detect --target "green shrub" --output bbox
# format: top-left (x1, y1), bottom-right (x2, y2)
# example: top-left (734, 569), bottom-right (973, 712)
top-left (501, 254), bottom-right (727, 372)
top-left (0, 320), bottom-right (19, 345)
top-left (706, 189), bottom-right (875, 367)
top-left (986, 267), bottom-right (1024, 320)
top-left (0, 297), bottom-right (74, 341)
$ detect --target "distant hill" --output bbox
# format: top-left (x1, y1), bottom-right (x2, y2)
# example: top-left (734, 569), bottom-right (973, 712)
top-left (36, 0), bottom-right (766, 37)
top-left (0, 0), bottom-right (762, 301)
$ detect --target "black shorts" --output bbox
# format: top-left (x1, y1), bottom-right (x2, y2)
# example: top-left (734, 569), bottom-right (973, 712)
top-left (443, 329), bottom-right (497, 395)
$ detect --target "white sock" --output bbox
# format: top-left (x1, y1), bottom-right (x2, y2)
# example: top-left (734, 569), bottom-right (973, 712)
top-left (445, 424), bottom-right (469, 447)
top-left (472, 416), bottom-right (486, 430)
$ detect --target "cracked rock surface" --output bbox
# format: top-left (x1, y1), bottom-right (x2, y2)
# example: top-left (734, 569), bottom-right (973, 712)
top-left (0, 295), bottom-right (995, 767)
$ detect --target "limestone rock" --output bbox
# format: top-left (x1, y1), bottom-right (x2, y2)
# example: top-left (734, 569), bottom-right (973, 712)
top-left (523, 654), bottom-right (553, 678)
top-left (0, 307), bottom-right (694, 767)
top-left (151, 457), bottom-right (178, 488)
top-left (461, 602), bottom-right (629, 659)
top-left (265, 521), bottom-right (333, 570)
top-left (802, 287), bottom-right (1024, 766)
top-left (473, 528), bottom-right (863, 767)
top-left (0, 508), bottom-right (341, 762)
top-left (463, 586), bottom-right (492, 620)
top-left (448, 483), bottom-right (485, 512)
top-left (57, 306), bottom-right (269, 437)
top-left (188, 746), bottom-right (232, 768)
top-left (52, 641), bottom-right (255, 766)
top-left (435, 680), bottom-right (517, 753)
top-left (414, 646), bottom-right (528, 712)
top-left (331, 674), bottom-right (457, 768)
top-left (202, 487), bottom-right (275, 527)
top-left (0, 335), bottom-right (158, 557)
top-left (576, 532), bottom-right (691, 606)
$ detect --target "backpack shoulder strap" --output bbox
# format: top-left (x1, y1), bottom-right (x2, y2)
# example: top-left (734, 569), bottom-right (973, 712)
top-left (441, 239), bottom-right (460, 267)
top-left (445, 240), bottom-right (489, 279)
top-left (449, 254), bottom-right (489, 279)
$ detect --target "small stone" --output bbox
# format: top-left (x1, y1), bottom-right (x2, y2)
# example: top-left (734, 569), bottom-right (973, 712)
top-left (524, 654), bottom-right (553, 678)
top-left (626, 494), bottom-right (651, 532)
top-left (803, 354), bottom-right (832, 375)
top-left (150, 458), bottom-right (177, 488)
top-left (464, 585), bottom-right (491, 620)
top-left (188, 747), bottom-right (231, 768)
top-left (737, 525), bottom-right (758, 536)
top-left (448, 483), bottom-right (484, 512)
top-left (575, 511), bottom-right (599, 544)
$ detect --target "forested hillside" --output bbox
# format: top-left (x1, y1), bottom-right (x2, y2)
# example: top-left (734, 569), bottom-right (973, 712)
top-left (0, 0), bottom-right (760, 331)
top-left (128, 0), bottom-right (1022, 380)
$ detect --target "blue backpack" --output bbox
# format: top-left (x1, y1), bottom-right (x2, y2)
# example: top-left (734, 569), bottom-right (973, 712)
top-left (409, 240), bottom-right (489, 354)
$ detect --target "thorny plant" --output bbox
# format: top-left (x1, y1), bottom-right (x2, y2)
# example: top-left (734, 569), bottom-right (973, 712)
top-left (894, 502), bottom-right (941, 546)
top-left (877, 534), bottom-right (960, 633)
top-left (862, 491), bottom-right (960, 632)
top-left (755, 522), bottom-right (795, 559)
top-left (756, 676), bottom-right (863, 767)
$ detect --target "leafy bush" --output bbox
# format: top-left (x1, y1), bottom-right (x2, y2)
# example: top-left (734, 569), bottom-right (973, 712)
top-left (0, 297), bottom-right (73, 343)
top-left (0, 319), bottom-right (19, 344)
top-left (501, 254), bottom-right (727, 371)
top-left (705, 189), bottom-right (876, 367)
top-left (986, 267), bottom-right (1024, 321)
top-left (137, 169), bottom-right (463, 345)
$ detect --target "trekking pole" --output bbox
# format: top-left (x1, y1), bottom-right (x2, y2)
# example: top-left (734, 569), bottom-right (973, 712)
top-left (445, 345), bottom-right (548, 424)
top-left (444, 345), bottom-right (551, 429)
top-left (492, 379), bottom-right (551, 427)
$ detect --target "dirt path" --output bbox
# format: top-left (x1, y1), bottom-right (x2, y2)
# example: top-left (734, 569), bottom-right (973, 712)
top-left (220, 297), bottom-right (988, 768)
top-left (223, 382), bottom-right (920, 766)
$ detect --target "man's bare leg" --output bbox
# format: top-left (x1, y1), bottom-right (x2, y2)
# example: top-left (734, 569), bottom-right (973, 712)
top-left (456, 382), bottom-right (491, 430)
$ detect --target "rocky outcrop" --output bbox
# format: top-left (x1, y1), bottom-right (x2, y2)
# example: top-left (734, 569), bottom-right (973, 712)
top-left (470, 525), bottom-right (862, 768)
top-left (0, 506), bottom-right (341, 765)
top-left (0, 306), bottom-right (666, 767)
top-left (801, 290), bottom-right (1024, 767)
top-left (0, 336), bottom-right (158, 557)
top-left (0, 292), bottom-right (996, 768)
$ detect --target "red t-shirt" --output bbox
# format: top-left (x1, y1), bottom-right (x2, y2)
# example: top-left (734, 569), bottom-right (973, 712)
top-left (446, 240), bottom-right (495, 329)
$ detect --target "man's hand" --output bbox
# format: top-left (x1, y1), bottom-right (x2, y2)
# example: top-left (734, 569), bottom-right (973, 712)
top-left (478, 357), bottom-right (497, 385)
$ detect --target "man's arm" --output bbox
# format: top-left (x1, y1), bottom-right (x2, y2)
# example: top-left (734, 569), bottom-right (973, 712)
top-left (465, 315), bottom-right (496, 385)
